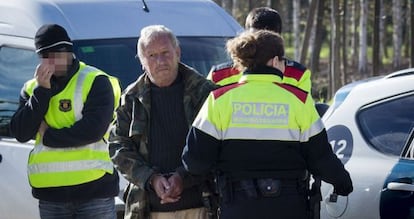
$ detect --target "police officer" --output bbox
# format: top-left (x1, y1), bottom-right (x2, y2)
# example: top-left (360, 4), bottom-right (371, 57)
top-left (207, 7), bottom-right (311, 93)
top-left (10, 24), bottom-right (121, 218)
top-left (182, 30), bottom-right (353, 219)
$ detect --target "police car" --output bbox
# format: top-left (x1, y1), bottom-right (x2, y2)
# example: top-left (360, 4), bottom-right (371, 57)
top-left (320, 68), bottom-right (414, 219)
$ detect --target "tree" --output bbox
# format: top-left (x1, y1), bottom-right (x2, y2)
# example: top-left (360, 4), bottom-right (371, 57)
top-left (232, 0), bottom-right (242, 23)
top-left (411, 0), bottom-right (414, 67)
top-left (310, 0), bottom-right (327, 74)
top-left (342, 0), bottom-right (348, 82)
top-left (392, 0), bottom-right (403, 69)
top-left (293, 0), bottom-right (301, 60)
top-left (380, 0), bottom-right (388, 60)
top-left (212, 0), bottom-right (412, 100)
top-left (221, 0), bottom-right (232, 14)
top-left (329, 0), bottom-right (341, 99)
top-left (266, 0), bottom-right (272, 7)
top-left (300, 0), bottom-right (318, 65)
top-left (372, 0), bottom-right (381, 76)
top-left (351, 1), bottom-right (359, 68)
top-left (358, 0), bottom-right (368, 74)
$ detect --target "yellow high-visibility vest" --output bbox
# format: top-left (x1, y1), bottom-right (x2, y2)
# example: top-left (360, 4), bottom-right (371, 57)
top-left (24, 62), bottom-right (121, 188)
top-left (194, 74), bottom-right (321, 142)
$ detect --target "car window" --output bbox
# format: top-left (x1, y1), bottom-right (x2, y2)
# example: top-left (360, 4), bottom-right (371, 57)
top-left (402, 128), bottom-right (414, 159)
top-left (357, 94), bottom-right (414, 156)
top-left (74, 37), bottom-right (230, 90)
top-left (0, 46), bottom-right (38, 136)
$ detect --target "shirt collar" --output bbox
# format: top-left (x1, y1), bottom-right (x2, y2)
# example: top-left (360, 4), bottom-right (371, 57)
top-left (239, 65), bottom-right (283, 83)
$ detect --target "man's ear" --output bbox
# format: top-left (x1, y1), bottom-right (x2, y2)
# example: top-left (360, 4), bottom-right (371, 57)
top-left (272, 56), bottom-right (279, 67)
top-left (176, 47), bottom-right (181, 59)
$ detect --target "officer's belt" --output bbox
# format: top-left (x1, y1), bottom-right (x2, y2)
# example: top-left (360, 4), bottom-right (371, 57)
top-left (219, 177), bottom-right (308, 203)
top-left (233, 178), bottom-right (302, 195)
top-left (224, 169), bottom-right (308, 181)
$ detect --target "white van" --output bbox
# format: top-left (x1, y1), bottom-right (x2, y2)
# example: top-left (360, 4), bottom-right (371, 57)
top-left (0, 0), bottom-right (242, 218)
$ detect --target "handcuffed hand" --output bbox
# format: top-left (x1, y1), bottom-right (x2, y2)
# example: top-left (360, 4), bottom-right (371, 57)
top-left (160, 173), bottom-right (183, 204)
top-left (150, 172), bottom-right (183, 204)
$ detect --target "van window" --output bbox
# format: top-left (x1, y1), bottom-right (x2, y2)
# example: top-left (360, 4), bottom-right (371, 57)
top-left (0, 37), bottom-right (231, 136)
top-left (0, 46), bottom-right (38, 136)
top-left (74, 37), bottom-right (230, 89)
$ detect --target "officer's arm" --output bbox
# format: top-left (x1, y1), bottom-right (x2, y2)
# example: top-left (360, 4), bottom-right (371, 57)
top-left (10, 85), bottom-right (51, 142)
top-left (182, 93), bottom-right (221, 175)
top-left (298, 97), bottom-right (352, 195)
top-left (182, 126), bottom-right (220, 175)
top-left (302, 130), bottom-right (345, 181)
top-left (302, 130), bottom-right (353, 196)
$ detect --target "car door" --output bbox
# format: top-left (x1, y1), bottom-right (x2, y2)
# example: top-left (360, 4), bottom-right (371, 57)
top-left (0, 36), bottom-right (40, 219)
top-left (321, 90), bottom-right (414, 219)
top-left (0, 139), bottom-right (39, 219)
top-left (380, 129), bottom-right (414, 219)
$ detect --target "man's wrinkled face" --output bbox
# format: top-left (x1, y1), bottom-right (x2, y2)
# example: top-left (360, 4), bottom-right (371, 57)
top-left (140, 35), bottom-right (180, 87)
top-left (39, 52), bottom-right (72, 76)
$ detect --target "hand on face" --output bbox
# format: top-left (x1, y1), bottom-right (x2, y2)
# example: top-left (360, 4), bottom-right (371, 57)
top-left (35, 61), bottom-right (54, 89)
top-left (35, 52), bottom-right (72, 86)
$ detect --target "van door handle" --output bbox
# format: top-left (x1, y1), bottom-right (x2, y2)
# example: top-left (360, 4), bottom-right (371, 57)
top-left (0, 154), bottom-right (2, 163)
top-left (387, 182), bottom-right (414, 192)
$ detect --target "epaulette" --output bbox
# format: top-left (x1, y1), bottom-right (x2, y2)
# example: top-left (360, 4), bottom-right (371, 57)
top-left (285, 59), bottom-right (307, 71)
top-left (275, 82), bottom-right (308, 103)
top-left (209, 61), bottom-right (239, 84)
top-left (212, 82), bottom-right (245, 99)
top-left (284, 59), bottom-right (307, 81)
top-left (210, 61), bottom-right (234, 72)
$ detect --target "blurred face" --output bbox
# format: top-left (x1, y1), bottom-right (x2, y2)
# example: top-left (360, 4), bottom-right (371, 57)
top-left (139, 35), bottom-right (180, 87)
top-left (39, 52), bottom-right (72, 76)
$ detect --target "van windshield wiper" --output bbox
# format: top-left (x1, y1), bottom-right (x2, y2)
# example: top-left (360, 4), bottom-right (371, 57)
top-left (142, 0), bottom-right (150, 12)
top-left (0, 99), bottom-right (18, 113)
top-left (0, 99), bottom-right (19, 106)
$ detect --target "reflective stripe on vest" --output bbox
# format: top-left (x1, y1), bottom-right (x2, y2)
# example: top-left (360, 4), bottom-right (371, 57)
top-left (193, 74), bottom-right (321, 142)
top-left (26, 62), bottom-right (117, 188)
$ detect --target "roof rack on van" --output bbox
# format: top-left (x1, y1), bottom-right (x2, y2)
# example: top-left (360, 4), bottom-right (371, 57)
top-left (384, 68), bottom-right (414, 79)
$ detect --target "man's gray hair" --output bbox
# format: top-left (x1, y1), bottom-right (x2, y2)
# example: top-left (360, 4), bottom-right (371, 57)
top-left (137, 25), bottom-right (179, 60)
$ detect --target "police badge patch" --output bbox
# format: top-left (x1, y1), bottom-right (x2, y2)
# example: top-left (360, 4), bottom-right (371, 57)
top-left (59, 99), bottom-right (72, 112)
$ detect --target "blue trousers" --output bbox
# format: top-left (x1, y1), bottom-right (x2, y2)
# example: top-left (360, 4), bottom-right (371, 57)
top-left (39, 197), bottom-right (116, 219)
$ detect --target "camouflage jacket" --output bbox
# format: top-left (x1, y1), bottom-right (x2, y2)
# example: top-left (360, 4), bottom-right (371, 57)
top-left (108, 63), bottom-right (218, 219)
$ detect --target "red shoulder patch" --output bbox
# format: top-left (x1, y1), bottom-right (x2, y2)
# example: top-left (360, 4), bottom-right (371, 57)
top-left (212, 67), bottom-right (240, 84)
top-left (212, 82), bottom-right (245, 99)
top-left (284, 65), bottom-right (306, 81)
top-left (275, 83), bottom-right (308, 103)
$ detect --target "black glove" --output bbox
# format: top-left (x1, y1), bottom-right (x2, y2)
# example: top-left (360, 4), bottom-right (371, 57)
top-left (334, 172), bottom-right (353, 196)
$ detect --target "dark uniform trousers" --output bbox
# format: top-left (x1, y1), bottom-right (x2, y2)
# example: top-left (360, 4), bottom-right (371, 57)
top-left (218, 178), bottom-right (309, 219)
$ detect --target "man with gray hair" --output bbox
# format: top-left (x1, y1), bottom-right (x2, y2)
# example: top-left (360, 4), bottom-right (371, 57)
top-left (109, 25), bottom-right (218, 219)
